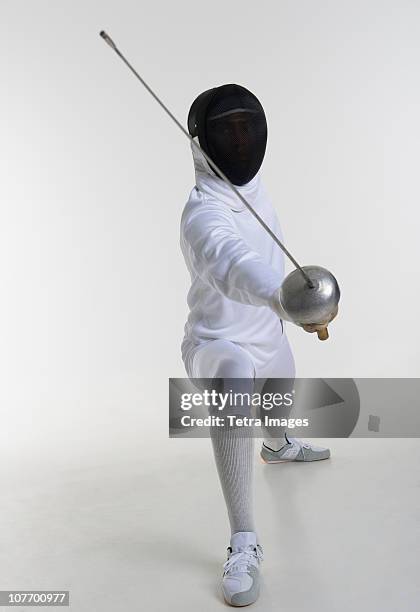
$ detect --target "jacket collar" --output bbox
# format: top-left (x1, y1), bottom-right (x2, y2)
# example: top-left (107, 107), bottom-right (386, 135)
top-left (191, 137), bottom-right (262, 212)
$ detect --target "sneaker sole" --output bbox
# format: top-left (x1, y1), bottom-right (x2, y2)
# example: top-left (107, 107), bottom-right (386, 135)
top-left (224, 598), bottom-right (258, 607)
top-left (260, 455), bottom-right (330, 464)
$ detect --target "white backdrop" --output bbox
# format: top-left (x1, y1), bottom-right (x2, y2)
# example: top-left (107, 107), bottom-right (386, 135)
top-left (1, 0), bottom-right (419, 463)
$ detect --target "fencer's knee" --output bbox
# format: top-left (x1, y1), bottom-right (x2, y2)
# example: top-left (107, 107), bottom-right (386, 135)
top-left (214, 357), bottom-right (254, 380)
top-left (210, 375), bottom-right (255, 421)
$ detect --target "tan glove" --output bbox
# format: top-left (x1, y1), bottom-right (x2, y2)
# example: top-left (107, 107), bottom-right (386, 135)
top-left (301, 304), bottom-right (339, 340)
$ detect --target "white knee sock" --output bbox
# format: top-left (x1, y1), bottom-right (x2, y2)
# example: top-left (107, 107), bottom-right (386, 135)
top-left (210, 424), bottom-right (255, 536)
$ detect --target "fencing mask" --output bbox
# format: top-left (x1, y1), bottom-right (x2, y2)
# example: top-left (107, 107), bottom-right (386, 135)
top-left (187, 84), bottom-right (267, 186)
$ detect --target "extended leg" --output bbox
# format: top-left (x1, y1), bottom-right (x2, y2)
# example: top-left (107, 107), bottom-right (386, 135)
top-left (259, 334), bottom-right (296, 451)
top-left (258, 335), bottom-right (330, 462)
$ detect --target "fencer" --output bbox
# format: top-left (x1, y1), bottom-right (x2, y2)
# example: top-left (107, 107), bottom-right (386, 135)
top-left (180, 84), bottom-right (336, 607)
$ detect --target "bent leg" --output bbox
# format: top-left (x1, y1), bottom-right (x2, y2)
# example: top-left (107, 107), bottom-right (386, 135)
top-left (192, 340), bottom-right (256, 536)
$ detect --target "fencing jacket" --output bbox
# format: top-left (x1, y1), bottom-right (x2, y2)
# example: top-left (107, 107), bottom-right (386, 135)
top-left (180, 138), bottom-right (287, 373)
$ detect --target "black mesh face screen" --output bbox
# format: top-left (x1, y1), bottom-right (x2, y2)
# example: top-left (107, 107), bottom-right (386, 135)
top-left (190, 84), bottom-right (267, 186)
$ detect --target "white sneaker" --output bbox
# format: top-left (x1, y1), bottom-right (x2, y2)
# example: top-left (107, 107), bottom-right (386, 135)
top-left (221, 531), bottom-right (263, 607)
top-left (261, 435), bottom-right (331, 463)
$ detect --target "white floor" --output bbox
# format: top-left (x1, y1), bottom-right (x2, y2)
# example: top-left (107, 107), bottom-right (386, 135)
top-left (2, 438), bottom-right (419, 611)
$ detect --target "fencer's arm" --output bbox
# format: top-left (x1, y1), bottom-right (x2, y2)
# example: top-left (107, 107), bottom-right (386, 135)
top-left (268, 289), bottom-right (294, 322)
top-left (182, 204), bottom-right (293, 320)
